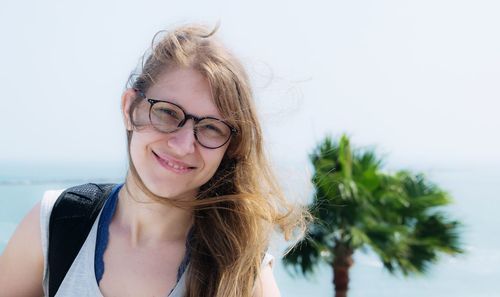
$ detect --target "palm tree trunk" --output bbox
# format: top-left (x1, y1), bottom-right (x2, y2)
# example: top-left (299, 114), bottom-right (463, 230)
top-left (332, 243), bottom-right (354, 297)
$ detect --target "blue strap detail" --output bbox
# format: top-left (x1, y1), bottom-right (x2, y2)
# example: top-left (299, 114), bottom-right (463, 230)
top-left (94, 183), bottom-right (192, 285)
top-left (176, 227), bottom-right (193, 281)
top-left (95, 183), bottom-right (122, 283)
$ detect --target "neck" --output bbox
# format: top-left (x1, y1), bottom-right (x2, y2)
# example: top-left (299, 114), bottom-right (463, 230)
top-left (113, 173), bottom-right (194, 248)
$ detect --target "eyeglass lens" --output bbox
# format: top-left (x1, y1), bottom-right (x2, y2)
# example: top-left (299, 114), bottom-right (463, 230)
top-left (149, 101), bottom-right (232, 148)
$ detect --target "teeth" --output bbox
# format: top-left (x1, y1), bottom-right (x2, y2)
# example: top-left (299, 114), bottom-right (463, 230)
top-left (166, 160), bottom-right (186, 170)
top-left (155, 151), bottom-right (192, 171)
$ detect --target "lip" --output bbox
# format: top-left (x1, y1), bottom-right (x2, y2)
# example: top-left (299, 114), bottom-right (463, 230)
top-left (152, 151), bottom-right (196, 174)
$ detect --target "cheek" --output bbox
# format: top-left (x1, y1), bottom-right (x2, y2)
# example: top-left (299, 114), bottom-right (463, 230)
top-left (202, 150), bottom-right (227, 178)
top-left (130, 132), bottom-right (145, 157)
top-left (129, 133), bottom-right (146, 177)
top-left (129, 131), bottom-right (158, 166)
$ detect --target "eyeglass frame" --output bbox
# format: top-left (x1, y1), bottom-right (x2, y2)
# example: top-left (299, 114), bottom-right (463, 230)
top-left (133, 88), bottom-right (238, 149)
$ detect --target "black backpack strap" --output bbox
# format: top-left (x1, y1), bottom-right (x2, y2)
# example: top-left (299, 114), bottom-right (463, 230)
top-left (48, 183), bottom-right (116, 297)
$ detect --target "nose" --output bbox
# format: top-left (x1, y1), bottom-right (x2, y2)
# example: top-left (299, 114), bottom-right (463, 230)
top-left (166, 119), bottom-right (196, 155)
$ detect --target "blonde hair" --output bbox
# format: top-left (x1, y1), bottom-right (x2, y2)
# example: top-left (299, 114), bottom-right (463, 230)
top-left (125, 24), bottom-right (308, 297)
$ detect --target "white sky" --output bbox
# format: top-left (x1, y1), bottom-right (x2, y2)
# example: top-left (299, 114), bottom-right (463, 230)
top-left (1, 0), bottom-right (499, 173)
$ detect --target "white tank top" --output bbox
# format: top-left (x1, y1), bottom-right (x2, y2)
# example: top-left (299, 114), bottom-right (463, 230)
top-left (40, 189), bottom-right (274, 297)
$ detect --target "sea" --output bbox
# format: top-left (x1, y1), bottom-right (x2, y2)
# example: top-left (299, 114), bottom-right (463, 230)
top-left (1, 161), bottom-right (498, 297)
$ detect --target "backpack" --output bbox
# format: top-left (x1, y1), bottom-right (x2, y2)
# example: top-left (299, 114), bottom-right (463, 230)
top-left (47, 183), bottom-right (116, 297)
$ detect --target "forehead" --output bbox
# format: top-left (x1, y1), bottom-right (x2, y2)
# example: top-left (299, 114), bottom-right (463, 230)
top-left (147, 67), bottom-right (221, 118)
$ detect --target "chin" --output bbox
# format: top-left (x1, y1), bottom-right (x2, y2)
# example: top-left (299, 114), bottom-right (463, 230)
top-left (147, 179), bottom-right (198, 201)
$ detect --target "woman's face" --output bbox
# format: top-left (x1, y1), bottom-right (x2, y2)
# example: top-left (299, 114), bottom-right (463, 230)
top-left (123, 67), bottom-right (229, 200)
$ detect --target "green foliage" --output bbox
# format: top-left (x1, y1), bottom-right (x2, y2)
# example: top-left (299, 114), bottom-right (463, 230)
top-left (283, 134), bottom-right (463, 277)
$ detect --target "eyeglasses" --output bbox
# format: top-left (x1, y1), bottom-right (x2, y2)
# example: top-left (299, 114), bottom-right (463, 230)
top-left (134, 89), bottom-right (237, 149)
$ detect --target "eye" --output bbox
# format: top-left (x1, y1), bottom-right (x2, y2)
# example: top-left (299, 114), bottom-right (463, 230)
top-left (159, 108), bottom-right (179, 118)
top-left (197, 120), bottom-right (229, 138)
top-left (152, 104), bottom-right (183, 122)
top-left (205, 124), bottom-right (223, 133)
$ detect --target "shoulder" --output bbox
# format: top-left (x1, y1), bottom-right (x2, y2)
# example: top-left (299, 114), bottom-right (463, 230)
top-left (254, 253), bottom-right (281, 297)
top-left (0, 188), bottom-right (64, 297)
top-left (0, 199), bottom-right (44, 296)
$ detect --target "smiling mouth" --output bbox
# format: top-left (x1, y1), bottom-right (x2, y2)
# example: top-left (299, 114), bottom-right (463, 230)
top-left (152, 151), bottom-right (196, 173)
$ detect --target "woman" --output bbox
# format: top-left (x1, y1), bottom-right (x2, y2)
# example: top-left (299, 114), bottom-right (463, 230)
top-left (0, 24), bottom-right (306, 297)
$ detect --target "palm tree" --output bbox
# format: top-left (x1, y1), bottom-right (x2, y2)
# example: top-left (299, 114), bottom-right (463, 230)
top-left (283, 135), bottom-right (463, 297)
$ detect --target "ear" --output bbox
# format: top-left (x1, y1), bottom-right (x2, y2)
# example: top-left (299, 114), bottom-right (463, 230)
top-left (122, 88), bottom-right (136, 131)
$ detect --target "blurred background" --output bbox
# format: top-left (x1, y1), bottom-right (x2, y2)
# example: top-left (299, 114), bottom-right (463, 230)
top-left (0, 0), bottom-right (499, 296)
